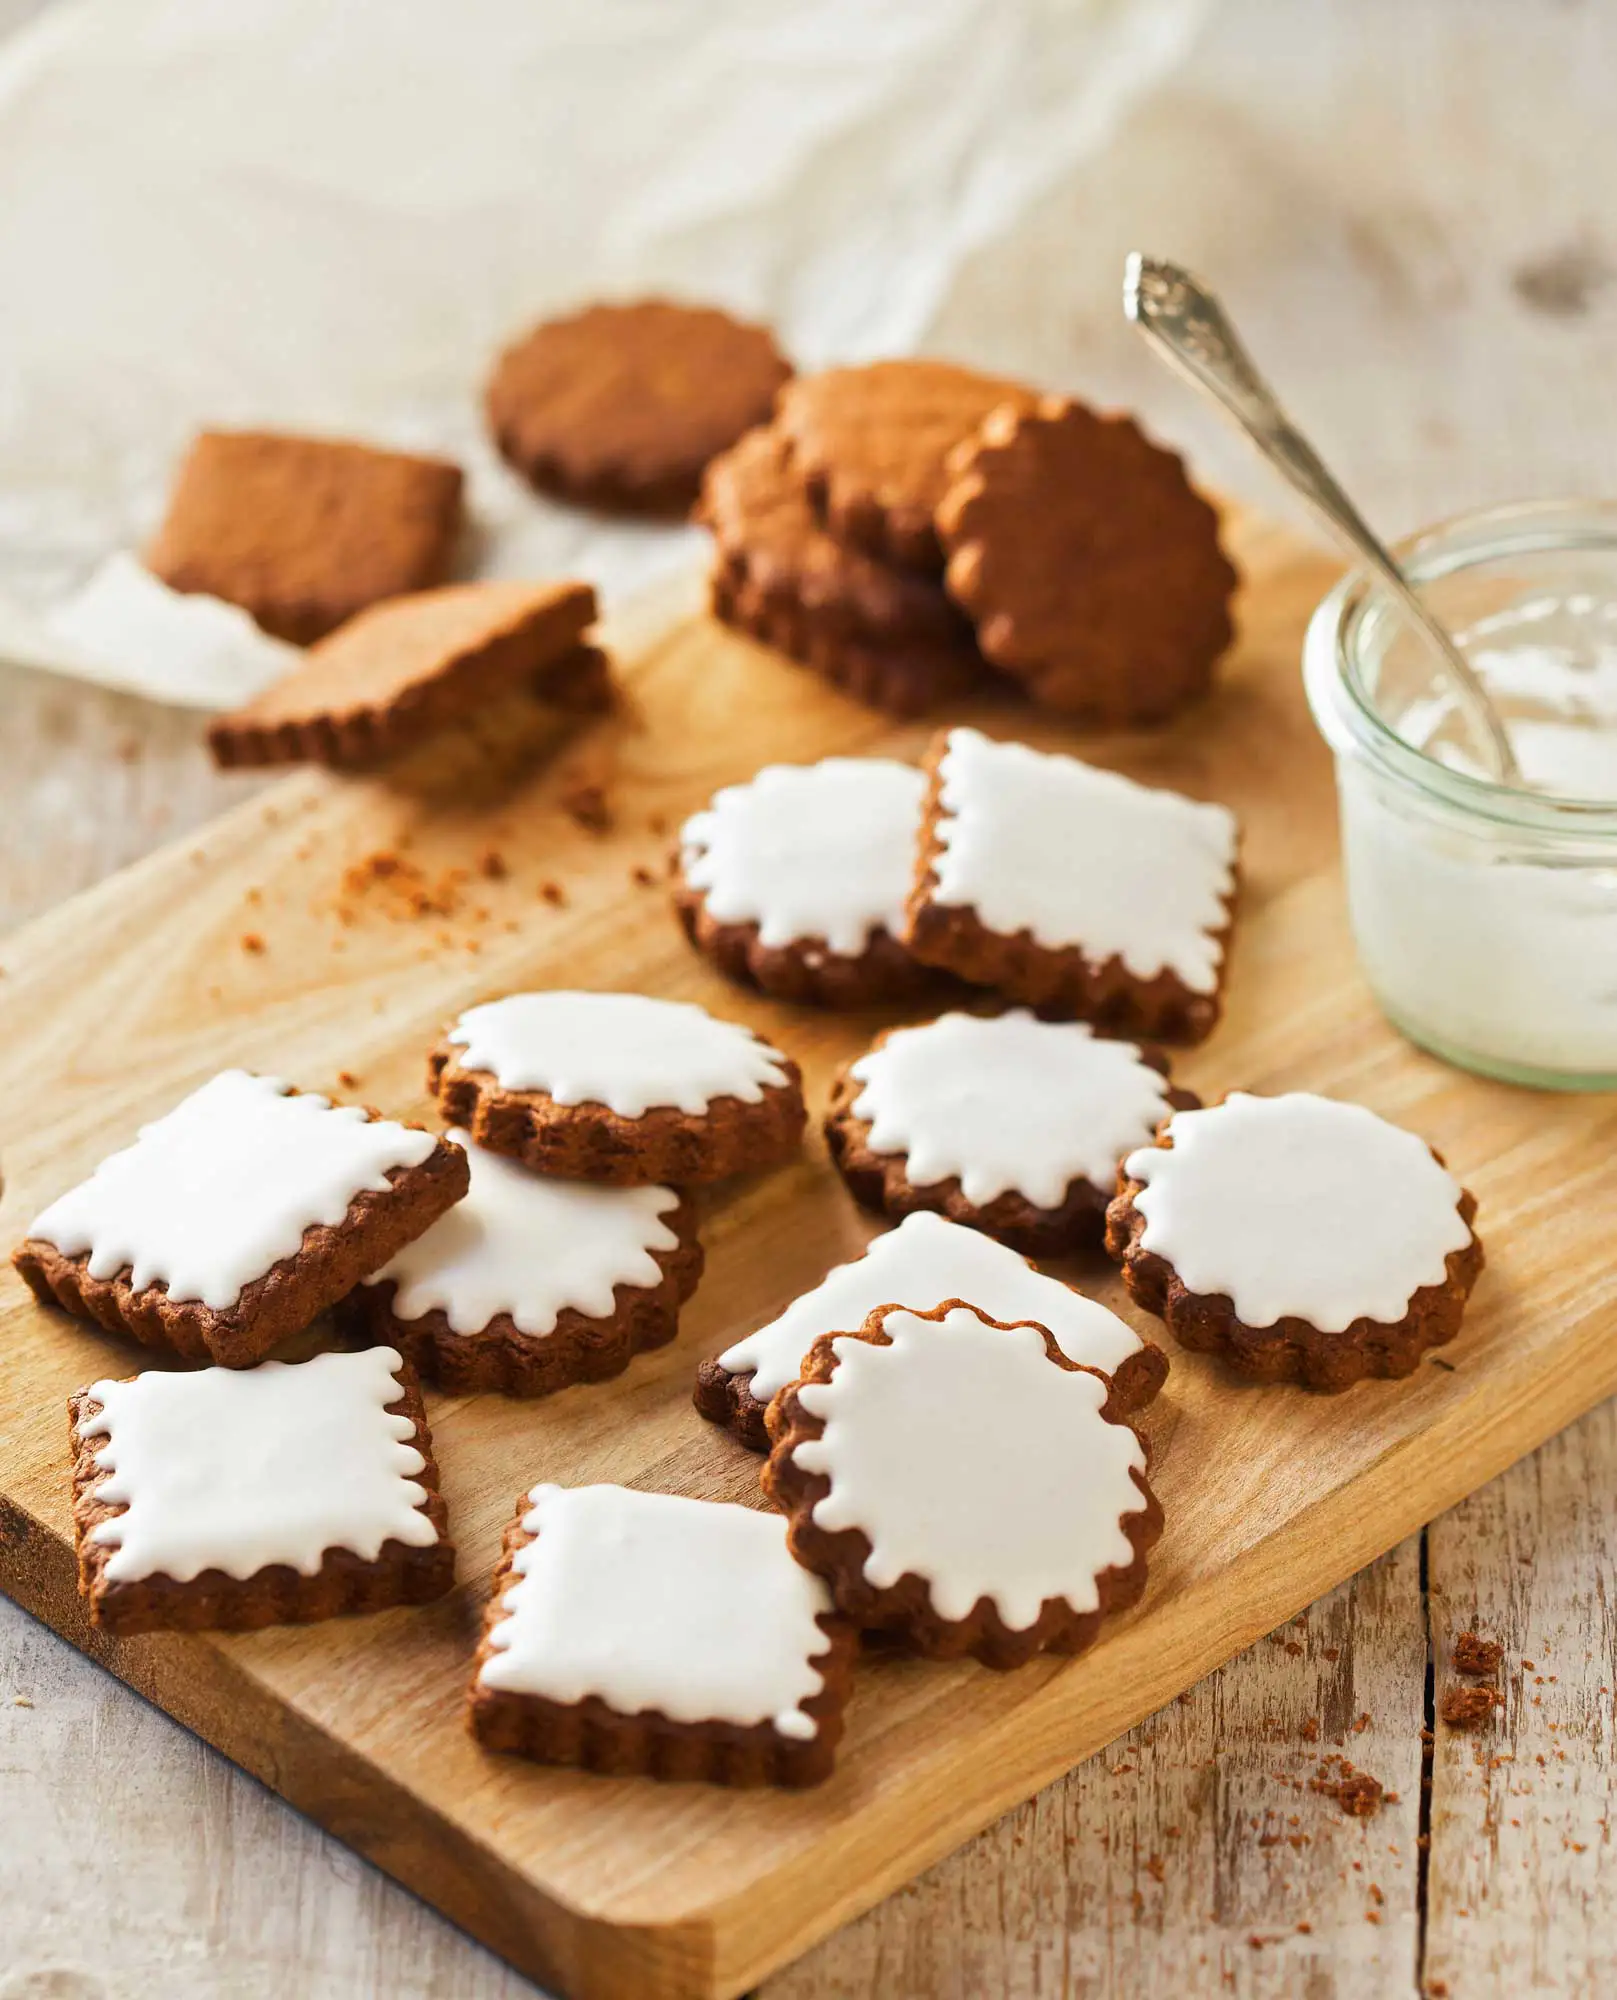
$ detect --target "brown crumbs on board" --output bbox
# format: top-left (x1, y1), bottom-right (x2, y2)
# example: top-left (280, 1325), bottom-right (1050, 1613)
top-left (240, 932), bottom-right (266, 955)
top-left (1453, 1631), bottom-right (1504, 1677)
top-left (1440, 1684), bottom-right (1504, 1729)
top-left (561, 782), bottom-right (613, 834)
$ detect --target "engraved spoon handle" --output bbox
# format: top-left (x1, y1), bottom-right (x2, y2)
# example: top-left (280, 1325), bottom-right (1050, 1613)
top-left (1123, 253), bottom-right (1520, 785)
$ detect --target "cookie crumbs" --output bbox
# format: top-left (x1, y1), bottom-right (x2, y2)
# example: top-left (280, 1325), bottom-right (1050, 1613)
top-left (1454, 1631), bottom-right (1504, 1677)
top-left (13, 1695), bottom-right (33, 1708)
top-left (340, 849), bottom-right (467, 921)
top-left (539, 880), bottom-right (568, 907)
top-left (1296, 1921), bottom-right (1312, 1936)
top-left (478, 848), bottom-right (508, 880)
top-left (1440, 1684), bottom-right (1503, 1729)
top-left (1301, 1717), bottom-right (1320, 1743)
top-left (1310, 1757), bottom-right (1384, 1817)
top-left (240, 932), bottom-right (266, 955)
top-left (561, 781), bottom-right (613, 833)
top-left (337, 1071), bottom-right (359, 1090)
top-left (647, 812), bottom-right (668, 835)
top-left (631, 864), bottom-right (657, 889)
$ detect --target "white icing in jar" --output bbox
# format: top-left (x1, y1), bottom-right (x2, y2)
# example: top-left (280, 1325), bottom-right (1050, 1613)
top-left (1306, 501), bottom-right (1617, 1089)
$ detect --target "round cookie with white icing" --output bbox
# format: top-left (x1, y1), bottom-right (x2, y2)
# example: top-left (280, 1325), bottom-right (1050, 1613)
top-left (428, 991), bottom-right (805, 1186)
top-left (1105, 1091), bottom-right (1484, 1390)
top-left (761, 1300), bottom-right (1162, 1668)
top-left (825, 1011), bottom-right (1197, 1255)
top-left (350, 1134), bottom-right (704, 1396)
top-left (674, 758), bottom-right (934, 1008)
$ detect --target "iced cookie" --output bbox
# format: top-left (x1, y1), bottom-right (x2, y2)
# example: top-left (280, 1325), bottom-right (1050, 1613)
top-left (428, 991), bottom-right (805, 1185)
top-left (905, 727), bottom-right (1239, 1042)
top-left (486, 300), bottom-right (792, 515)
top-left (674, 758), bottom-right (933, 1007)
top-left (68, 1346), bottom-right (454, 1635)
top-left (1106, 1091), bottom-right (1484, 1390)
top-left (695, 1207), bottom-right (1166, 1451)
top-left (825, 1011), bottom-right (1196, 1254)
top-left (761, 1301), bottom-right (1161, 1667)
top-left (15, 1072), bottom-right (468, 1367)
top-left (350, 1134), bottom-right (703, 1396)
top-left (469, 1483), bottom-right (856, 1787)
top-left (936, 397), bottom-right (1237, 723)
top-left (147, 429), bottom-right (464, 643)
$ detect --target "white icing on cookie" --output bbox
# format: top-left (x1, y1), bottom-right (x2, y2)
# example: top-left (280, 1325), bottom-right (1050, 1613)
top-left (679, 757), bottom-right (926, 957)
top-left (792, 1305), bottom-right (1148, 1629)
top-left (928, 727), bottom-right (1238, 993)
top-left (849, 1011), bottom-right (1173, 1207)
top-left (479, 1484), bottom-right (834, 1740)
top-left (371, 1133), bottom-right (681, 1336)
top-left (76, 1346), bottom-right (440, 1585)
top-left (28, 1070), bottom-right (440, 1311)
top-left (1124, 1091), bottom-right (1473, 1332)
top-left (718, 1209), bottom-right (1145, 1403)
top-left (446, 991), bottom-right (790, 1120)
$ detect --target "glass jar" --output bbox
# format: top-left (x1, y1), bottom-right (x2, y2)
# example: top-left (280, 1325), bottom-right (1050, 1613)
top-left (1304, 499), bottom-right (1617, 1091)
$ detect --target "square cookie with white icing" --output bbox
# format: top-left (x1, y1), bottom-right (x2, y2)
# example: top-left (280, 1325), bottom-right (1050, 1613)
top-left (349, 1133), bottom-right (703, 1396)
top-left (469, 1483), bottom-right (857, 1788)
top-left (15, 1071), bottom-right (469, 1367)
top-left (428, 990), bottom-right (805, 1186)
top-left (761, 1301), bottom-right (1162, 1669)
top-left (694, 1208), bottom-right (1166, 1451)
top-left (904, 727), bottom-right (1239, 1042)
top-left (825, 1010), bottom-right (1198, 1256)
top-left (68, 1346), bottom-right (454, 1635)
top-left (1106, 1091), bottom-right (1484, 1390)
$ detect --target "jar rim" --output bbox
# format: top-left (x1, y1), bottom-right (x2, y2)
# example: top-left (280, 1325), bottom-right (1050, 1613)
top-left (1304, 496), bottom-right (1617, 833)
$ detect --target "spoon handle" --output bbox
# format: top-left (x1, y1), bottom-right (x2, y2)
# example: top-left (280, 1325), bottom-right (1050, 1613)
top-left (1124, 254), bottom-right (1520, 784)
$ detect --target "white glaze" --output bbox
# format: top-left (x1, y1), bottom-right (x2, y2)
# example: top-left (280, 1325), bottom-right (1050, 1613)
top-left (849, 1011), bottom-right (1172, 1206)
top-left (371, 1133), bottom-right (681, 1336)
top-left (446, 991), bottom-right (790, 1119)
top-left (1124, 1092), bottom-right (1472, 1332)
top-left (926, 728), bottom-right (1237, 993)
top-left (793, 1305), bottom-right (1148, 1628)
top-left (717, 1209), bottom-right (1146, 1403)
top-left (76, 1346), bottom-right (440, 1584)
top-left (28, 1070), bottom-right (440, 1311)
top-left (479, 1484), bottom-right (834, 1740)
top-left (680, 757), bottom-right (926, 957)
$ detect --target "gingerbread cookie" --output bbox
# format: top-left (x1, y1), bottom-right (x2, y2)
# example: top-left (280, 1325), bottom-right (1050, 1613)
top-left (486, 300), bottom-right (792, 515)
top-left (146, 430), bottom-right (464, 643)
top-left (469, 1483), bottom-right (856, 1787)
top-left (696, 1207), bottom-right (1166, 1450)
top-left (826, 1011), bottom-right (1195, 1254)
top-left (905, 727), bottom-right (1239, 1041)
top-left (936, 397), bottom-right (1237, 723)
top-left (16, 1072), bottom-right (467, 1367)
top-left (773, 361), bottom-right (1037, 572)
top-left (69, 1346), bottom-right (454, 1635)
top-left (761, 1302), bottom-right (1161, 1667)
top-left (429, 991), bottom-right (805, 1185)
top-left (675, 757), bottom-right (933, 1007)
top-left (1106, 1091), bottom-right (1484, 1390)
top-left (350, 1134), bottom-right (703, 1396)
top-left (207, 579), bottom-right (600, 769)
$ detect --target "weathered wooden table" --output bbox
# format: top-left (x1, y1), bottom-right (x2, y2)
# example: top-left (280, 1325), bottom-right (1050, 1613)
top-left (4, 1), bottom-right (1616, 1992)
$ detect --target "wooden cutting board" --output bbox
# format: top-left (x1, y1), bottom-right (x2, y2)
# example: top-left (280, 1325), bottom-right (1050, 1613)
top-left (1, 509), bottom-right (1613, 2000)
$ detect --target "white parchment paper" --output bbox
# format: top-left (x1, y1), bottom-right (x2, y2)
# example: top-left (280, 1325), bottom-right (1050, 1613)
top-left (0, 0), bottom-right (1210, 705)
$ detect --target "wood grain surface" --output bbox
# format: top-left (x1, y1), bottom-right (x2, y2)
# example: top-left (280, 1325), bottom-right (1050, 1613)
top-left (1, 506), bottom-right (1614, 1999)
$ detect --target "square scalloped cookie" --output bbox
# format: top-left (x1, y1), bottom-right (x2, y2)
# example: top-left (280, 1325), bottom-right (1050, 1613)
top-left (904, 726), bottom-right (1239, 1042)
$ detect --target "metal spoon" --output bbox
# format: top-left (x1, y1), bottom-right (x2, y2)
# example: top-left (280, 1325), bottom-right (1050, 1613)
top-left (1123, 253), bottom-right (1521, 786)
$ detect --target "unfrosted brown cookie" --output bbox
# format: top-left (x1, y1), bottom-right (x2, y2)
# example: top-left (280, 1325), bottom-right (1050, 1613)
top-left (1105, 1091), bottom-right (1485, 1391)
top-left (674, 756), bottom-right (934, 1008)
top-left (761, 1300), bottom-right (1162, 1669)
top-left (825, 1011), bottom-right (1198, 1256)
top-left (486, 300), bottom-right (792, 515)
top-left (774, 360), bottom-right (1037, 572)
top-left (207, 579), bottom-right (599, 769)
top-left (147, 429), bottom-right (464, 643)
top-left (348, 1139), bottom-right (704, 1397)
top-left (68, 1346), bottom-right (455, 1635)
top-left (15, 1071), bottom-right (468, 1368)
top-left (937, 396), bottom-right (1237, 722)
top-left (428, 991), bottom-right (805, 1186)
top-left (468, 1482), bottom-right (857, 1787)
top-left (904, 727), bottom-right (1240, 1042)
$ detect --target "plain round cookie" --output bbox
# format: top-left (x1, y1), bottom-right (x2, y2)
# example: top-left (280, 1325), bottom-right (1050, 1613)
top-left (825, 1013), bottom-right (1198, 1255)
top-left (936, 396), bottom-right (1238, 723)
top-left (774, 360), bottom-right (1038, 573)
top-left (486, 300), bottom-right (792, 516)
top-left (1105, 1092), bottom-right (1484, 1390)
